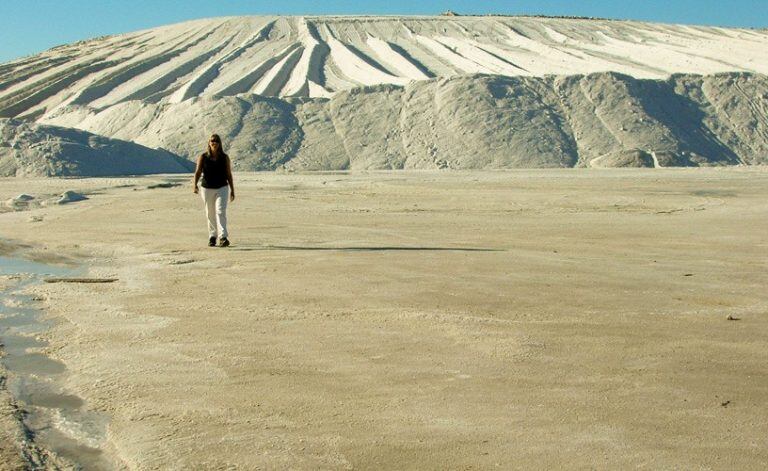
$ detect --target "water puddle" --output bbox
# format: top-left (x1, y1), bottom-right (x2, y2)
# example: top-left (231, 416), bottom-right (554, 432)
top-left (0, 255), bottom-right (115, 469)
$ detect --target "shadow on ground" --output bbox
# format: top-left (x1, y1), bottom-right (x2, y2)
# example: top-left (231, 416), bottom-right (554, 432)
top-left (230, 245), bottom-right (505, 252)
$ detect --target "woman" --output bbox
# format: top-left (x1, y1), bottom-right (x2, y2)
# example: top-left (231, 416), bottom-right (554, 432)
top-left (193, 134), bottom-right (235, 247)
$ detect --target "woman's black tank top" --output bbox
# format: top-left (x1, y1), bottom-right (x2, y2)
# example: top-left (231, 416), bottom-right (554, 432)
top-left (200, 153), bottom-right (228, 189)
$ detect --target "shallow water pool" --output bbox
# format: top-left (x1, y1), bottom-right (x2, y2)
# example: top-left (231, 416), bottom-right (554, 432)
top-left (0, 255), bottom-right (116, 469)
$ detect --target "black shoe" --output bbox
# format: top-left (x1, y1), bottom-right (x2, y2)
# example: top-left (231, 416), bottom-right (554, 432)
top-left (208, 236), bottom-right (216, 247)
top-left (219, 237), bottom-right (230, 247)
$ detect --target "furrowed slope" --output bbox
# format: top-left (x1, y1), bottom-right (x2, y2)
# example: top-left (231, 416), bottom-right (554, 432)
top-left (2, 16), bottom-right (767, 172)
top-left (40, 72), bottom-right (768, 170)
top-left (1, 16), bottom-right (767, 119)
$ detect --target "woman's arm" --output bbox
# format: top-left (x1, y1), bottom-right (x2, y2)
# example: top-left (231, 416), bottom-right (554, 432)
top-left (192, 154), bottom-right (204, 193)
top-left (226, 155), bottom-right (235, 201)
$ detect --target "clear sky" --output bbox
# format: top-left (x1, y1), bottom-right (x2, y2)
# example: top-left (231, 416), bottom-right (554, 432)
top-left (1, 0), bottom-right (765, 63)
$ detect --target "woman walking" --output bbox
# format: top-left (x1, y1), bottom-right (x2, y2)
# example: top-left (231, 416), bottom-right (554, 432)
top-left (193, 134), bottom-right (235, 247)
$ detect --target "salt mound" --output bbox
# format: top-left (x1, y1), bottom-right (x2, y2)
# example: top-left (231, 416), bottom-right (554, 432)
top-left (2, 14), bottom-right (767, 171)
top-left (40, 72), bottom-right (768, 170)
top-left (5, 193), bottom-right (36, 209)
top-left (1, 15), bottom-right (766, 117)
top-left (0, 119), bottom-right (194, 177)
top-left (2, 16), bottom-right (768, 171)
top-left (591, 150), bottom-right (655, 168)
top-left (57, 191), bottom-right (88, 204)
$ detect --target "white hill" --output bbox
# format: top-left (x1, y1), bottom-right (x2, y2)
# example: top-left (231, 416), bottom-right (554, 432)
top-left (1, 15), bottom-right (767, 172)
top-left (0, 118), bottom-right (193, 176)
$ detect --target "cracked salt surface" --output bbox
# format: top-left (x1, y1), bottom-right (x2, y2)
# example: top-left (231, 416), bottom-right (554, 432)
top-left (0, 255), bottom-right (116, 469)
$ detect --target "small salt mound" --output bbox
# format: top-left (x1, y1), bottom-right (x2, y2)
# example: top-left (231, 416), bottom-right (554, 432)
top-left (0, 119), bottom-right (195, 177)
top-left (57, 191), bottom-right (88, 204)
top-left (590, 150), bottom-right (655, 168)
top-left (6, 193), bottom-right (35, 208)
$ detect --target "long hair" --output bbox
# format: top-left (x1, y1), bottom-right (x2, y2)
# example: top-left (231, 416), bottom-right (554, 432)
top-left (206, 134), bottom-right (225, 158)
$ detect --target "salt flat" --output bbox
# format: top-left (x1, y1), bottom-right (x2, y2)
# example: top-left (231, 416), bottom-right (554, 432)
top-left (1, 169), bottom-right (767, 468)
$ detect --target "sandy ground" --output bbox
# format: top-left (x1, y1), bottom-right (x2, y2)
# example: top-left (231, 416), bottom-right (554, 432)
top-left (1, 169), bottom-right (767, 469)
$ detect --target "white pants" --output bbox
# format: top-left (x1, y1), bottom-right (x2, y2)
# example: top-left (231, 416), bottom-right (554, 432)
top-left (200, 185), bottom-right (229, 238)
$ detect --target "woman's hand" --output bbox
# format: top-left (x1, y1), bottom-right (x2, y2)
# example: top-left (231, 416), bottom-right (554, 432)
top-left (193, 186), bottom-right (198, 194)
top-left (230, 191), bottom-right (235, 202)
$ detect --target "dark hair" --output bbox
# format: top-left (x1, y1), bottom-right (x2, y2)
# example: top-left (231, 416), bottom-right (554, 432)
top-left (207, 134), bottom-right (224, 158)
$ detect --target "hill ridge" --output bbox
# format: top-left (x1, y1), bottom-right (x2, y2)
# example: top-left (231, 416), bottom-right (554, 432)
top-left (2, 15), bottom-right (766, 120)
top-left (36, 71), bottom-right (768, 170)
top-left (1, 16), bottom-right (767, 174)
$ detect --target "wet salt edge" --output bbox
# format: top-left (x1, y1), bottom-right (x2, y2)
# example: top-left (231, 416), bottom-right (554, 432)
top-left (0, 254), bottom-right (114, 469)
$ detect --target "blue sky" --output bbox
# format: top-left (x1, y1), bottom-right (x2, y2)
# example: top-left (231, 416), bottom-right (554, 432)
top-left (0, 0), bottom-right (765, 63)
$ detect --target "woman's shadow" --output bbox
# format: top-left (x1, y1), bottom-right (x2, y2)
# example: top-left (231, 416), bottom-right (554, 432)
top-left (230, 245), bottom-right (504, 252)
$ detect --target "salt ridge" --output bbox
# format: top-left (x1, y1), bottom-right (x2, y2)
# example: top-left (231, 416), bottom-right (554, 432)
top-left (1, 15), bottom-right (767, 118)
